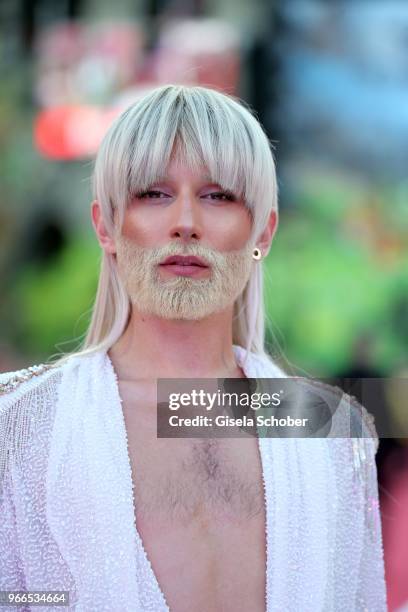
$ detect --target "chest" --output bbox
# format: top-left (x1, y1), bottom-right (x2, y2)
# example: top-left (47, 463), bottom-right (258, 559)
top-left (121, 385), bottom-right (265, 523)
top-left (119, 382), bottom-right (267, 611)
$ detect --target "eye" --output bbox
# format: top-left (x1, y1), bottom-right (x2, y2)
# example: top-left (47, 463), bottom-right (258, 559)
top-left (135, 190), bottom-right (170, 199)
top-left (203, 191), bottom-right (236, 202)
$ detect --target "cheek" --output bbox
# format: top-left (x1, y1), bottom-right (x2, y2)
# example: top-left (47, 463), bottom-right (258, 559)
top-left (121, 210), bottom-right (162, 246)
top-left (209, 209), bottom-right (252, 250)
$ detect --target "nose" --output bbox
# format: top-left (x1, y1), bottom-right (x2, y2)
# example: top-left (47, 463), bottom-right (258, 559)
top-left (168, 191), bottom-right (202, 243)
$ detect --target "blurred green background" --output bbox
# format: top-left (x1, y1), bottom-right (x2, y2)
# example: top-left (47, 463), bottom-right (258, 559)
top-left (0, 0), bottom-right (407, 379)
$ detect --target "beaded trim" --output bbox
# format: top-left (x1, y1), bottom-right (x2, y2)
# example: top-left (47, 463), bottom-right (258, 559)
top-left (292, 376), bottom-right (379, 487)
top-left (0, 363), bottom-right (57, 395)
top-left (293, 376), bottom-right (378, 442)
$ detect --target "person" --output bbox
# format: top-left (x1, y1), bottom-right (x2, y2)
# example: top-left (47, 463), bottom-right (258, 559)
top-left (0, 85), bottom-right (387, 611)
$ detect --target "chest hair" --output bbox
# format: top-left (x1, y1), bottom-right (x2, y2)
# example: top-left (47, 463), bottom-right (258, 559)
top-left (133, 439), bottom-right (265, 525)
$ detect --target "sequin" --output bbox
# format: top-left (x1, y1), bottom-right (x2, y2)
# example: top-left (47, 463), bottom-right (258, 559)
top-left (0, 347), bottom-right (387, 611)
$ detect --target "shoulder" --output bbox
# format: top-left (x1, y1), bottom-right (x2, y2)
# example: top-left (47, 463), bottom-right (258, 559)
top-left (0, 350), bottom-right (98, 426)
top-left (294, 377), bottom-right (380, 455)
top-left (0, 362), bottom-right (56, 392)
top-left (0, 359), bottom-right (64, 417)
top-left (0, 360), bottom-right (64, 491)
top-left (0, 360), bottom-right (62, 407)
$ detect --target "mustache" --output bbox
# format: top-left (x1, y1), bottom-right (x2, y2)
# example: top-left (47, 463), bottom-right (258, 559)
top-left (115, 236), bottom-right (255, 268)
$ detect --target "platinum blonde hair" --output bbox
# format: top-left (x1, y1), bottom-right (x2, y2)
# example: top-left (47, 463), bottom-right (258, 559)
top-left (51, 84), bottom-right (279, 368)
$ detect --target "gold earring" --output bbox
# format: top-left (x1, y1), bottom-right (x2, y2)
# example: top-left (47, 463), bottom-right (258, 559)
top-left (252, 247), bottom-right (262, 260)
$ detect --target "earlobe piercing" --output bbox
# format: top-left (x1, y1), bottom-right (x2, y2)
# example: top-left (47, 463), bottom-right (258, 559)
top-left (252, 247), bottom-right (262, 260)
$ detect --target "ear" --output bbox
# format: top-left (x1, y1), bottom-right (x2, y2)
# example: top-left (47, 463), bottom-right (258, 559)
top-left (256, 210), bottom-right (278, 258)
top-left (91, 200), bottom-right (116, 255)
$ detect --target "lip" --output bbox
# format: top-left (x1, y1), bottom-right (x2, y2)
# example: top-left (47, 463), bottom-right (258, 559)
top-left (159, 264), bottom-right (209, 277)
top-left (159, 255), bottom-right (209, 267)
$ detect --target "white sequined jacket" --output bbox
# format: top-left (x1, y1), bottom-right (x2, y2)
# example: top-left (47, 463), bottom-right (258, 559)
top-left (0, 345), bottom-right (387, 611)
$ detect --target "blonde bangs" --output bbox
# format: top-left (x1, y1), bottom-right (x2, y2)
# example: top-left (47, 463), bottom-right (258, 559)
top-left (95, 85), bottom-right (277, 240)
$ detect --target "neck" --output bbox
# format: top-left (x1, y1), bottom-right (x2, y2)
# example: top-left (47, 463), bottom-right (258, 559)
top-left (107, 305), bottom-right (246, 380)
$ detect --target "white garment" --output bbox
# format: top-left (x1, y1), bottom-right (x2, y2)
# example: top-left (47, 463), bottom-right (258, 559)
top-left (0, 345), bottom-right (387, 611)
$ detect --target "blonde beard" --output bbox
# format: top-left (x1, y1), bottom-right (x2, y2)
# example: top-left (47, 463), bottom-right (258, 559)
top-left (114, 235), bottom-right (255, 320)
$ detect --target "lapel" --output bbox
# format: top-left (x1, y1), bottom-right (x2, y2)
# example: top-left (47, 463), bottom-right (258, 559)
top-left (46, 351), bottom-right (141, 611)
top-left (233, 345), bottom-right (332, 612)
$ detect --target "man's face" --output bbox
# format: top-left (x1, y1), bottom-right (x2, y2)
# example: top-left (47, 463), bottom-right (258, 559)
top-left (114, 158), bottom-right (255, 320)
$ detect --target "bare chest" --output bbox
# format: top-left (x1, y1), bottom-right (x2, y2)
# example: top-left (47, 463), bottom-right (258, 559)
top-left (119, 382), bottom-right (267, 612)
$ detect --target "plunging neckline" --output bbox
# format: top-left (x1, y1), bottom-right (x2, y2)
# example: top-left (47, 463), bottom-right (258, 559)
top-left (104, 345), bottom-right (271, 612)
